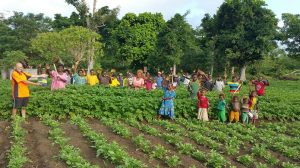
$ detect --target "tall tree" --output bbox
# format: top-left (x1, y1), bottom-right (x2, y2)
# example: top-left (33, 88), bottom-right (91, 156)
top-left (65, 0), bottom-right (119, 70)
top-left (195, 14), bottom-right (218, 74)
top-left (114, 12), bottom-right (165, 69)
top-left (212, 0), bottom-right (277, 80)
top-left (281, 13), bottom-right (300, 59)
top-left (0, 12), bottom-right (52, 61)
top-left (31, 26), bottom-right (102, 69)
top-left (152, 13), bottom-right (199, 73)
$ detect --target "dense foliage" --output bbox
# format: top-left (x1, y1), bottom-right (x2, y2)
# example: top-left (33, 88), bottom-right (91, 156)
top-left (1, 1), bottom-right (299, 78)
top-left (0, 80), bottom-right (299, 121)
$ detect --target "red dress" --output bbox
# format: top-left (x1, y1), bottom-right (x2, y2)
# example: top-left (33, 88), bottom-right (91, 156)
top-left (197, 93), bottom-right (209, 108)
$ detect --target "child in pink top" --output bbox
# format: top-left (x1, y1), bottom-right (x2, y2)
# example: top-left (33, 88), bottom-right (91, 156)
top-left (144, 73), bottom-right (153, 91)
top-left (50, 64), bottom-right (68, 91)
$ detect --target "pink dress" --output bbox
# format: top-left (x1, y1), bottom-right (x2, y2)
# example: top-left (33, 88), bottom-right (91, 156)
top-left (51, 71), bottom-right (68, 91)
top-left (133, 77), bottom-right (144, 90)
top-left (145, 79), bottom-right (153, 91)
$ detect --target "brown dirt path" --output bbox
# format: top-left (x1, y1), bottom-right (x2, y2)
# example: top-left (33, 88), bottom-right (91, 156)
top-left (22, 118), bottom-right (67, 168)
top-left (87, 118), bottom-right (162, 167)
top-left (61, 121), bottom-right (115, 168)
top-left (0, 121), bottom-right (10, 168)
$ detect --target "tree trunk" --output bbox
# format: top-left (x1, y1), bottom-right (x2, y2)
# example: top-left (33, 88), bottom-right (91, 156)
top-left (87, 38), bottom-right (95, 73)
top-left (224, 67), bottom-right (227, 82)
top-left (231, 67), bottom-right (235, 76)
top-left (1, 69), bottom-right (8, 80)
top-left (93, 0), bottom-right (97, 14)
top-left (88, 57), bottom-right (94, 74)
top-left (240, 65), bottom-right (247, 81)
top-left (173, 64), bottom-right (176, 75)
top-left (210, 65), bottom-right (214, 77)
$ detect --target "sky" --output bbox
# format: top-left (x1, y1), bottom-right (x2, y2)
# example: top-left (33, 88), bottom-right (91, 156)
top-left (0, 0), bottom-right (299, 28)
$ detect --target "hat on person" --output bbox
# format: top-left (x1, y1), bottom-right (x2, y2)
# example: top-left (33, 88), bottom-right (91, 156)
top-left (119, 73), bottom-right (123, 76)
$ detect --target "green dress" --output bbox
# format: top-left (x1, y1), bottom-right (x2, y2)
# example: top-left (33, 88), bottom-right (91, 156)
top-left (217, 100), bottom-right (226, 122)
top-left (189, 80), bottom-right (199, 99)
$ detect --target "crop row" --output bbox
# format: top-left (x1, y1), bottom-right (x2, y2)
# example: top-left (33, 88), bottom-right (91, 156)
top-left (7, 117), bottom-right (28, 168)
top-left (99, 117), bottom-right (183, 167)
top-left (41, 115), bottom-right (98, 168)
top-left (70, 115), bottom-right (146, 168)
top-left (180, 119), bottom-right (300, 167)
top-left (124, 117), bottom-right (234, 168)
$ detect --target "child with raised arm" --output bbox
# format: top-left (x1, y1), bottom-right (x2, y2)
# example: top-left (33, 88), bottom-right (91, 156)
top-left (158, 83), bottom-right (176, 120)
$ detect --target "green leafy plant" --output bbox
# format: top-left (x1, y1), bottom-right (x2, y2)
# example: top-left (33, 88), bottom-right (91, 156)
top-left (7, 116), bottom-right (28, 168)
top-left (42, 115), bottom-right (98, 168)
top-left (237, 154), bottom-right (255, 167)
top-left (166, 155), bottom-right (182, 167)
top-left (151, 145), bottom-right (168, 160)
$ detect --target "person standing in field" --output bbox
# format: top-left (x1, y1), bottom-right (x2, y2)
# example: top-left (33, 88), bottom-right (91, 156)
top-left (251, 77), bottom-right (269, 96)
top-left (109, 74), bottom-right (120, 87)
top-left (133, 70), bottom-right (145, 90)
top-left (73, 69), bottom-right (86, 85)
top-left (64, 69), bottom-right (72, 85)
top-left (155, 72), bottom-right (163, 89)
top-left (144, 73), bottom-right (153, 91)
top-left (214, 76), bottom-right (225, 93)
top-left (117, 73), bottom-right (124, 87)
top-left (248, 91), bottom-right (259, 124)
top-left (188, 74), bottom-right (200, 99)
top-left (86, 69), bottom-right (99, 86)
top-left (158, 83), bottom-right (176, 120)
top-left (37, 68), bottom-right (48, 86)
top-left (48, 64), bottom-right (68, 91)
top-left (227, 76), bottom-right (242, 95)
top-left (99, 71), bottom-right (110, 87)
top-left (197, 89), bottom-right (209, 121)
top-left (11, 62), bottom-right (47, 118)
top-left (241, 96), bottom-right (250, 124)
top-left (217, 93), bottom-right (227, 122)
top-left (229, 96), bottom-right (240, 123)
top-left (127, 71), bottom-right (134, 88)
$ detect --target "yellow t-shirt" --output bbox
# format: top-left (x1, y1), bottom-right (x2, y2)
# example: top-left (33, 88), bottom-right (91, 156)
top-left (110, 78), bottom-right (120, 87)
top-left (249, 97), bottom-right (257, 111)
top-left (86, 75), bottom-right (99, 86)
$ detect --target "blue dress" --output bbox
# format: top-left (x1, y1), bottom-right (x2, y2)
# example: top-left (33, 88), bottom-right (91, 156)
top-left (158, 87), bottom-right (176, 119)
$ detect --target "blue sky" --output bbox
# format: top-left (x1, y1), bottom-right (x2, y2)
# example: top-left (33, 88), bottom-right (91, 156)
top-left (0, 0), bottom-right (299, 27)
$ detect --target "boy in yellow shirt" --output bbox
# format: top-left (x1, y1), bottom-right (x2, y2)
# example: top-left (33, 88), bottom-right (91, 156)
top-left (86, 69), bottom-right (99, 86)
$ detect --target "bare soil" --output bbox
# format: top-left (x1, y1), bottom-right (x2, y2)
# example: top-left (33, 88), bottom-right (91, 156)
top-left (0, 121), bottom-right (10, 168)
top-left (22, 118), bottom-right (67, 168)
top-left (87, 118), bottom-right (163, 167)
top-left (61, 121), bottom-right (115, 168)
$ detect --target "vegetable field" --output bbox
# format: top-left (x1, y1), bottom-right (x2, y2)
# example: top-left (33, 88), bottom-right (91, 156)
top-left (0, 80), bottom-right (299, 168)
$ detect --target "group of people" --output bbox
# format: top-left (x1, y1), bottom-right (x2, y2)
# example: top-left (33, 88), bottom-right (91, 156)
top-left (158, 70), bottom-right (269, 125)
top-left (11, 62), bottom-right (269, 125)
top-left (37, 64), bottom-right (168, 91)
